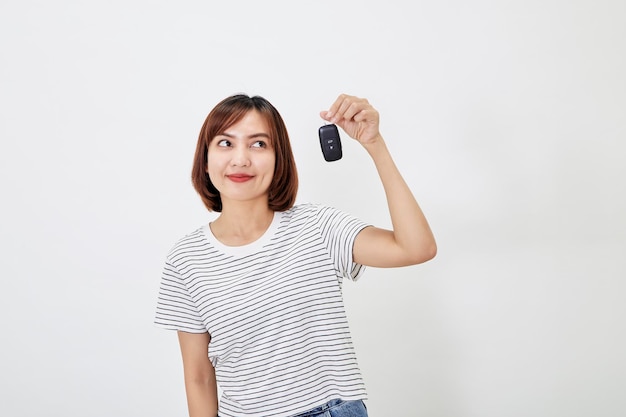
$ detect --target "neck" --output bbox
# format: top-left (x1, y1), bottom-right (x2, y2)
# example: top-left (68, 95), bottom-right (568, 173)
top-left (210, 199), bottom-right (275, 246)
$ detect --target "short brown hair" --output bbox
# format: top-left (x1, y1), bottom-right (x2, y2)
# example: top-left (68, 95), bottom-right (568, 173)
top-left (191, 94), bottom-right (299, 212)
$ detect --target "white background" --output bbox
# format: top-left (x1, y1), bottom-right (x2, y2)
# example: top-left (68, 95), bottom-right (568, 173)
top-left (1, 1), bottom-right (624, 416)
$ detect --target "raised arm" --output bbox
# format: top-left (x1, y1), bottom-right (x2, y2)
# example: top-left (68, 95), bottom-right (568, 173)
top-left (320, 94), bottom-right (437, 268)
top-left (177, 331), bottom-right (218, 417)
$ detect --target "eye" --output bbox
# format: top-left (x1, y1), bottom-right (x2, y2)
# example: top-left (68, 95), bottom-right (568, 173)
top-left (216, 139), bottom-right (231, 147)
top-left (251, 140), bottom-right (267, 148)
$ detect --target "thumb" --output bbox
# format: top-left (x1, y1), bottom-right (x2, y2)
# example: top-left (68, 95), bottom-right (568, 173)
top-left (319, 110), bottom-right (332, 121)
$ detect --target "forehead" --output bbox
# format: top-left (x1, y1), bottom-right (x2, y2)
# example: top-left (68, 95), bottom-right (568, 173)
top-left (222, 109), bottom-right (270, 135)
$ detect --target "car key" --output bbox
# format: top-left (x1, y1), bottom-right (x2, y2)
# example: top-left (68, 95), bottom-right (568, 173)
top-left (318, 124), bottom-right (343, 162)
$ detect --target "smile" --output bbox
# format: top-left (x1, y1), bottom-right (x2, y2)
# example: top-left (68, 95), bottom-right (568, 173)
top-left (227, 174), bottom-right (254, 183)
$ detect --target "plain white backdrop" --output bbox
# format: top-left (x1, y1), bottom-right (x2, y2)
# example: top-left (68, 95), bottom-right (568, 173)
top-left (1, 1), bottom-right (624, 416)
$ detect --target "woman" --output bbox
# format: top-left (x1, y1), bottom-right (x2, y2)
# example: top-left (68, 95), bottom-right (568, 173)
top-left (155, 93), bottom-right (436, 417)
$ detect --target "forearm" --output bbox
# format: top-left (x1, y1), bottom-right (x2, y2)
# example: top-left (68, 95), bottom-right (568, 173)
top-left (363, 135), bottom-right (436, 260)
top-left (321, 93), bottom-right (436, 266)
top-left (184, 376), bottom-right (218, 417)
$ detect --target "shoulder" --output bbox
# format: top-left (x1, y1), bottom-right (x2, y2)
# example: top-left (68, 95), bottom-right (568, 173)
top-left (165, 225), bottom-right (208, 262)
top-left (282, 202), bottom-right (339, 224)
top-left (286, 202), bottom-right (345, 217)
top-left (285, 202), bottom-right (320, 215)
top-left (284, 202), bottom-right (362, 230)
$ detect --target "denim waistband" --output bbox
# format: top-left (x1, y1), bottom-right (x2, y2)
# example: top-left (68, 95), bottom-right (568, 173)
top-left (294, 399), bottom-right (345, 417)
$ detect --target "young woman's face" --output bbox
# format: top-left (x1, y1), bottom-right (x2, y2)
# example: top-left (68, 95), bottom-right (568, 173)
top-left (207, 110), bottom-right (276, 207)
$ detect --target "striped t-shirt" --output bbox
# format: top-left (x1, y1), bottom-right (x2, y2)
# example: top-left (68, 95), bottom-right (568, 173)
top-left (154, 203), bottom-right (370, 417)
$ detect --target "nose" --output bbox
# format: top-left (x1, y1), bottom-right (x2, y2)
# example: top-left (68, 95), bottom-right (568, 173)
top-left (231, 146), bottom-right (251, 167)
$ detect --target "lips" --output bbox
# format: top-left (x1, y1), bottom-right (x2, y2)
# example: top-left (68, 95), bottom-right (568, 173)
top-left (226, 174), bottom-right (254, 183)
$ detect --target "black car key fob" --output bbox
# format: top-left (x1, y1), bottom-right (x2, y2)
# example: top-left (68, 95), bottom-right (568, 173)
top-left (318, 124), bottom-right (343, 162)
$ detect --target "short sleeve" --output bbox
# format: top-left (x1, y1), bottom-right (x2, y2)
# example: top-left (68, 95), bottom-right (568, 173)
top-left (154, 259), bottom-right (207, 333)
top-left (315, 205), bottom-right (370, 281)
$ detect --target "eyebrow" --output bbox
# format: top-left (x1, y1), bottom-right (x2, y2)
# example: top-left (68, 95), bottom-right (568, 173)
top-left (217, 132), bottom-right (271, 140)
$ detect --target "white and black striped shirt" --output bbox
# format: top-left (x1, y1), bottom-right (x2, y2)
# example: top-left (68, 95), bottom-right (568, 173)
top-left (155, 203), bottom-right (369, 417)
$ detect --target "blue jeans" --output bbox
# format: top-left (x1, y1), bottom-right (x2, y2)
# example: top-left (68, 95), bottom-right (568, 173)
top-left (293, 399), bottom-right (368, 417)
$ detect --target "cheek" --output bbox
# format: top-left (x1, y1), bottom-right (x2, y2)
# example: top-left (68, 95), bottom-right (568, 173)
top-left (265, 156), bottom-right (276, 178)
top-left (205, 150), bottom-right (211, 173)
top-left (205, 154), bottom-right (222, 182)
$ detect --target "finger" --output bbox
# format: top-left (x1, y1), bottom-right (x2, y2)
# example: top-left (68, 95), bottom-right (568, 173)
top-left (319, 110), bottom-right (332, 121)
top-left (325, 94), bottom-right (354, 122)
top-left (333, 98), bottom-right (354, 121)
top-left (353, 107), bottom-right (377, 123)
top-left (342, 100), bottom-right (370, 122)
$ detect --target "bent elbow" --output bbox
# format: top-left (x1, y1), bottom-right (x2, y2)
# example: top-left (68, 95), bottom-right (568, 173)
top-left (424, 241), bottom-right (437, 262)
top-left (409, 240), bottom-right (437, 265)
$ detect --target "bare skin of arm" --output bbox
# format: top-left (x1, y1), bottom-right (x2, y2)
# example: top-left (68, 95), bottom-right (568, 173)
top-left (320, 94), bottom-right (437, 268)
top-left (177, 331), bottom-right (218, 417)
